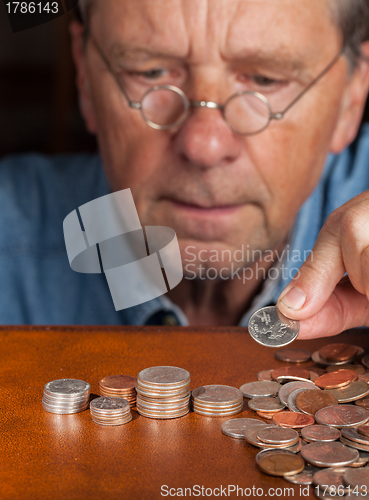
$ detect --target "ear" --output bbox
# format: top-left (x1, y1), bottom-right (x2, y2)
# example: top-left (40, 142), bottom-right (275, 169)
top-left (330, 41), bottom-right (369, 154)
top-left (69, 20), bottom-right (97, 134)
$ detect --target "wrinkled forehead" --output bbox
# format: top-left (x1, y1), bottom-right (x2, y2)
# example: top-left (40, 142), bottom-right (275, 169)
top-left (90, 0), bottom-right (340, 61)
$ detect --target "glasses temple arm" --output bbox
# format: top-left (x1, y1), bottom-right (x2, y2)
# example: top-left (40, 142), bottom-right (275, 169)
top-left (90, 37), bottom-right (141, 109)
top-left (272, 50), bottom-right (344, 120)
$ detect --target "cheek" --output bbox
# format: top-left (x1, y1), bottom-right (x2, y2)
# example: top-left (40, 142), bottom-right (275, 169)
top-left (89, 74), bottom-right (170, 191)
top-left (247, 94), bottom-right (342, 224)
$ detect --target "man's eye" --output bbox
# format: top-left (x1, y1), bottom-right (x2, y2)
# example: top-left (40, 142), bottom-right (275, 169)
top-left (137, 69), bottom-right (166, 79)
top-left (252, 75), bottom-right (280, 86)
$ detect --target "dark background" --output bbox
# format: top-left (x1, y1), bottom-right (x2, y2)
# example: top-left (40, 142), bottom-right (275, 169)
top-left (0, 3), bottom-right (368, 158)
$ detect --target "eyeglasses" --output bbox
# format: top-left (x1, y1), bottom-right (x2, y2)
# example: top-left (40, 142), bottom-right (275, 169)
top-left (91, 37), bottom-right (343, 135)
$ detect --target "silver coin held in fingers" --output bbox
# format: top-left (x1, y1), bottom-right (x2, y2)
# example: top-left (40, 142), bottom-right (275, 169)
top-left (248, 306), bottom-right (300, 347)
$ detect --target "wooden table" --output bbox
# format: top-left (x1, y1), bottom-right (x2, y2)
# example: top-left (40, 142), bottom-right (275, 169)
top-left (1, 326), bottom-right (368, 500)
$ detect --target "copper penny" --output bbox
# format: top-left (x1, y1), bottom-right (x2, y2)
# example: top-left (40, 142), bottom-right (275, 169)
top-left (315, 405), bottom-right (369, 428)
top-left (326, 364), bottom-right (365, 375)
top-left (256, 449), bottom-right (305, 476)
top-left (355, 395), bottom-right (369, 409)
top-left (342, 427), bottom-right (369, 446)
top-left (301, 442), bottom-right (359, 467)
top-left (271, 367), bottom-right (310, 382)
top-left (274, 348), bottom-right (311, 363)
top-left (343, 468), bottom-right (369, 491)
top-left (319, 343), bottom-right (357, 362)
top-left (314, 370), bottom-right (357, 389)
top-left (99, 375), bottom-right (137, 391)
top-left (313, 467), bottom-right (351, 490)
top-left (256, 411), bottom-right (274, 420)
top-left (295, 389), bottom-right (338, 415)
top-left (257, 370), bottom-right (273, 381)
top-left (301, 424), bottom-right (341, 442)
top-left (358, 373), bottom-right (369, 383)
top-left (309, 372), bottom-right (319, 382)
top-left (362, 354), bottom-right (369, 369)
top-left (358, 425), bottom-right (369, 438)
top-left (271, 411), bottom-right (314, 428)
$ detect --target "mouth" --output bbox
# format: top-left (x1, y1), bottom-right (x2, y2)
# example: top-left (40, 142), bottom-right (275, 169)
top-left (166, 198), bottom-right (244, 216)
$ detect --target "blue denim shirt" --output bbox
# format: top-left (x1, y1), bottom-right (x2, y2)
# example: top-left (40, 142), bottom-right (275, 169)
top-left (1, 123), bottom-right (369, 325)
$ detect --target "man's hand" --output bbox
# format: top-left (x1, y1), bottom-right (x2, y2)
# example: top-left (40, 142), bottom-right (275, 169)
top-left (277, 191), bottom-right (369, 339)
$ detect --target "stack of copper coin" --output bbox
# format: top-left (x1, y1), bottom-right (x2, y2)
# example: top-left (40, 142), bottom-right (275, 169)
top-left (192, 385), bottom-right (243, 417)
top-left (90, 396), bottom-right (132, 426)
top-left (42, 379), bottom-right (90, 414)
top-left (99, 375), bottom-right (137, 408)
top-left (136, 366), bottom-right (191, 419)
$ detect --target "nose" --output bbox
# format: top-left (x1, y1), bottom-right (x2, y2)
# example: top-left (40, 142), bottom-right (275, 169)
top-left (173, 100), bottom-right (242, 169)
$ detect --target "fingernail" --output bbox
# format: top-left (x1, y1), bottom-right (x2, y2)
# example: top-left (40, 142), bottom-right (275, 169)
top-left (280, 287), bottom-right (306, 310)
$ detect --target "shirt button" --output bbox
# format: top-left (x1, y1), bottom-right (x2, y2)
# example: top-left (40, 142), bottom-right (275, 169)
top-left (162, 314), bottom-right (179, 326)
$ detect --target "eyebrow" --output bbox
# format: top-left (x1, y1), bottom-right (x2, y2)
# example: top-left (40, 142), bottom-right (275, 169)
top-left (109, 43), bottom-right (315, 80)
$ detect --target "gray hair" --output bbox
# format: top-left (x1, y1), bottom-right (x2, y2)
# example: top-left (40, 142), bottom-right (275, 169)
top-left (77, 0), bottom-right (369, 67)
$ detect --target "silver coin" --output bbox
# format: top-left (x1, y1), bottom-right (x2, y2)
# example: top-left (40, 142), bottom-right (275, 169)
top-left (325, 381), bottom-right (369, 403)
top-left (248, 306), bottom-right (299, 347)
top-left (90, 397), bottom-right (130, 411)
top-left (301, 442), bottom-right (359, 467)
top-left (221, 418), bottom-right (266, 439)
top-left (278, 380), bottom-right (317, 405)
top-left (245, 424), bottom-right (299, 450)
top-left (239, 381), bottom-right (281, 398)
top-left (137, 366), bottom-right (190, 386)
top-left (342, 427), bottom-right (369, 446)
top-left (301, 425), bottom-right (341, 443)
top-left (256, 426), bottom-right (299, 446)
top-left (340, 436), bottom-right (369, 452)
top-left (44, 379), bottom-right (90, 396)
top-left (192, 385), bottom-right (242, 405)
top-left (315, 405), bottom-right (369, 428)
top-left (248, 396), bottom-right (285, 412)
top-left (283, 465), bottom-right (320, 485)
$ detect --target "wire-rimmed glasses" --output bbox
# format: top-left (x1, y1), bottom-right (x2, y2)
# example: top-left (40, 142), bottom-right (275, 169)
top-left (91, 37), bottom-right (343, 135)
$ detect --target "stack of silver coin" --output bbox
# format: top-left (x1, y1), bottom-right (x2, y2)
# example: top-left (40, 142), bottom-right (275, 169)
top-left (90, 396), bottom-right (132, 425)
top-left (42, 379), bottom-right (90, 414)
top-left (136, 366), bottom-right (191, 419)
top-left (192, 385), bottom-right (243, 417)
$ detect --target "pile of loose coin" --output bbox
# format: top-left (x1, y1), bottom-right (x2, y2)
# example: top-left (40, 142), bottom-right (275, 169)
top-left (99, 375), bottom-right (137, 408)
top-left (42, 379), bottom-right (90, 414)
top-left (90, 396), bottom-right (132, 425)
top-left (192, 385), bottom-right (244, 417)
top-left (224, 343), bottom-right (369, 496)
top-left (136, 366), bottom-right (191, 419)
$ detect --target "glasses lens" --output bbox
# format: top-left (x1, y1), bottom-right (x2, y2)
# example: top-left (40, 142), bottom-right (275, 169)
top-left (141, 87), bottom-right (188, 129)
top-left (224, 92), bottom-right (271, 135)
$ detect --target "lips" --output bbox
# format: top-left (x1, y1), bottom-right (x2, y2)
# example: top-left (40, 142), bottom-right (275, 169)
top-left (166, 198), bottom-right (244, 213)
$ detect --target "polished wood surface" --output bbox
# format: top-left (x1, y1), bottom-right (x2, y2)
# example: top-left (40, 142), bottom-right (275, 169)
top-left (1, 326), bottom-right (368, 500)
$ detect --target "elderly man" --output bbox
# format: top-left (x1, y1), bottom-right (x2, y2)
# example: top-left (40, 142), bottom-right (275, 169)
top-left (1, 0), bottom-right (369, 335)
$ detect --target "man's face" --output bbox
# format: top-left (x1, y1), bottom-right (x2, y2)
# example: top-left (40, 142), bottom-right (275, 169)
top-left (80, 0), bottom-right (347, 274)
